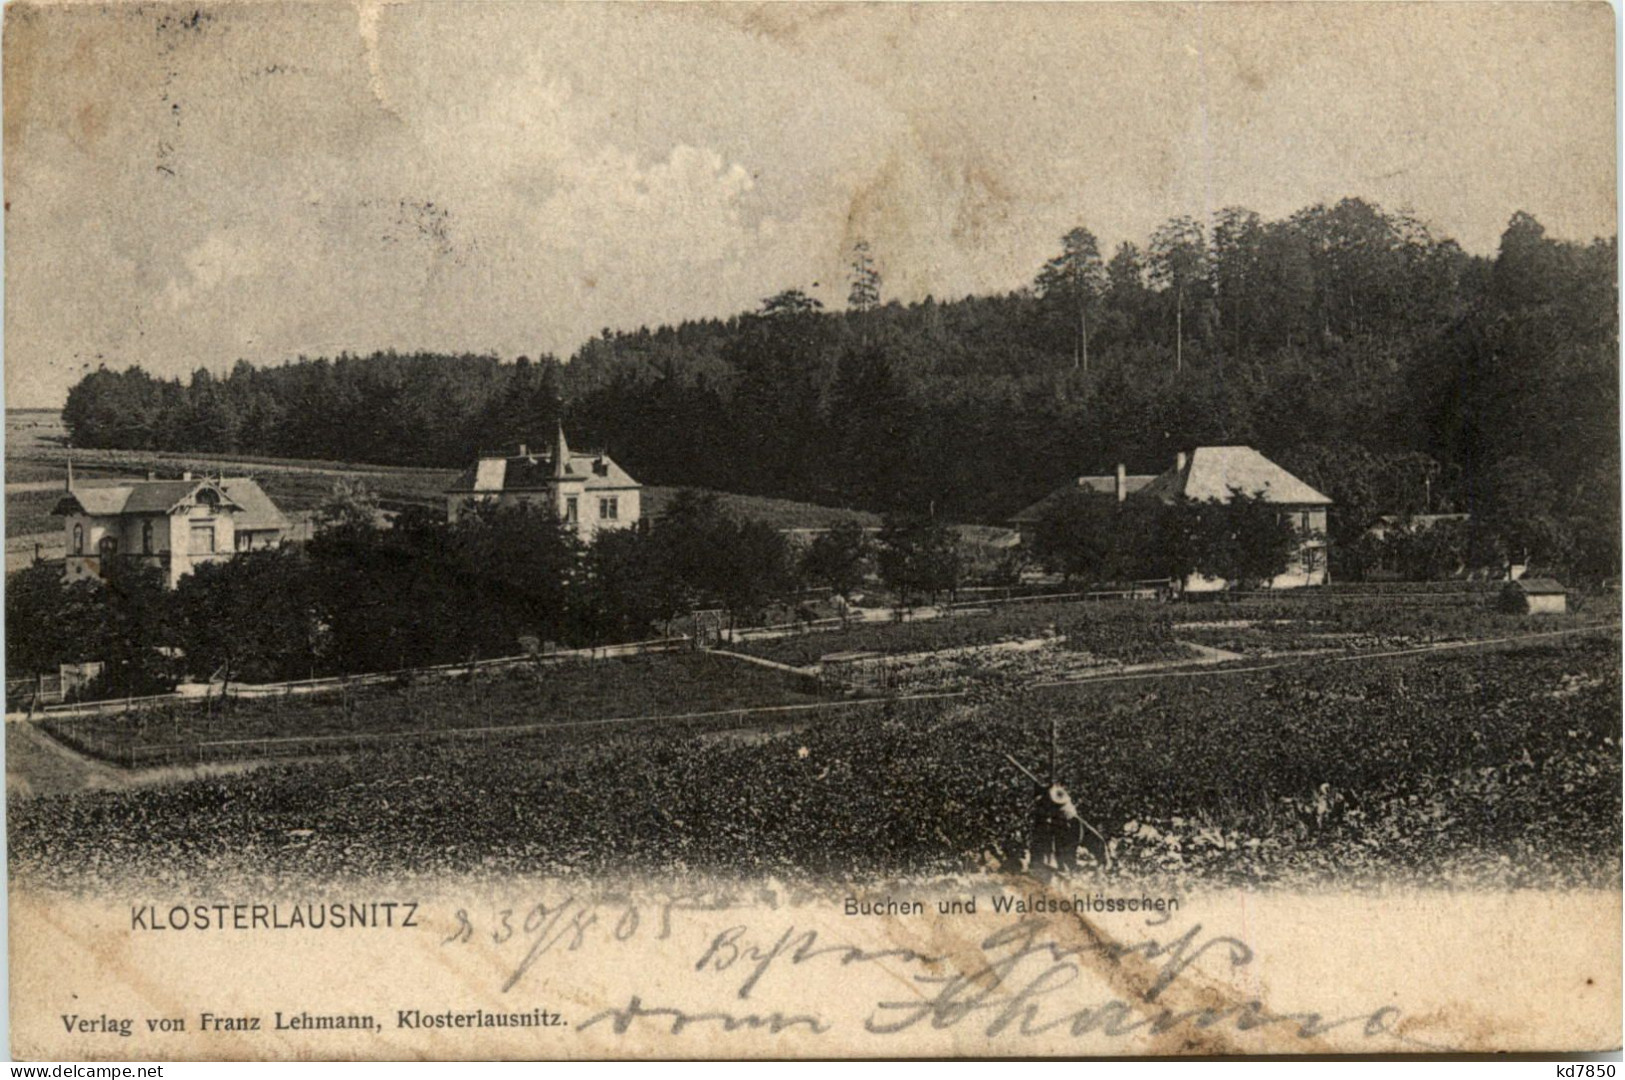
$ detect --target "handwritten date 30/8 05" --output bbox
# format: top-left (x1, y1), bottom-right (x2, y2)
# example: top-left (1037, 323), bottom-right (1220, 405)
top-left (442, 897), bottom-right (1416, 1047)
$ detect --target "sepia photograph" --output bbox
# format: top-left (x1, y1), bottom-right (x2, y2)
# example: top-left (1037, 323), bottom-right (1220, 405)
top-left (2, 0), bottom-right (1619, 1060)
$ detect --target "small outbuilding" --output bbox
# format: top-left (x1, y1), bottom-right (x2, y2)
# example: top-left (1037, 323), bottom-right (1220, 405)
top-left (1500, 577), bottom-right (1567, 615)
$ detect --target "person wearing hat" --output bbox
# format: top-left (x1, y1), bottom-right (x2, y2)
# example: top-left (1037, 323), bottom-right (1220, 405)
top-left (1029, 783), bottom-right (1085, 877)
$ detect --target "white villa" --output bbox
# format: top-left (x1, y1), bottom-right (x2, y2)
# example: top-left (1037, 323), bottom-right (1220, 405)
top-left (53, 471), bottom-right (291, 589)
top-left (443, 426), bottom-right (642, 541)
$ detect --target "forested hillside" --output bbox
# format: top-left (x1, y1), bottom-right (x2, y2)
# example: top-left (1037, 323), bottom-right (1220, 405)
top-left (59, 199), bottom-right (1618, 573)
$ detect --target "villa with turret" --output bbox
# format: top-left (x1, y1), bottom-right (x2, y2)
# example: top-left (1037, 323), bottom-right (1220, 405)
top-left (443, 426), bottom-right (642, 541)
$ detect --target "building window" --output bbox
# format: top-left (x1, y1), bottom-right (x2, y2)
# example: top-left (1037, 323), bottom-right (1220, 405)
top-left (236, 531), bottom-right (253, 552)
top-left (190, 524), bottom-right (216, 554)
top-left (599, 496), bottom-right (618, 521)
top-left (72, 524), bottom-right (84, 555)
top-left (564, 497), bottom-right (579, 524)
top-left (99, 536), bottom-right (117, 557)
top-left (142, 521), bottom-right (153, 555)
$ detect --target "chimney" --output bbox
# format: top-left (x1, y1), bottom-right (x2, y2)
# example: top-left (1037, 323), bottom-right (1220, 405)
top-left (1175, 452), bottom-right (1187, 473)
top-left (182, 470), bottom-right (193, 481)
top-left (146, 470), bottom-right (156, 482)
top-left (1115, 463), bottom-right (1127, 503)
top-left (518, 443), bottom-right (528, 457)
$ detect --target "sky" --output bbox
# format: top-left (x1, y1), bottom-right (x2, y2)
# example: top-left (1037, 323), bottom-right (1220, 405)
top-left (2, 1), bottom-right (1616, 407)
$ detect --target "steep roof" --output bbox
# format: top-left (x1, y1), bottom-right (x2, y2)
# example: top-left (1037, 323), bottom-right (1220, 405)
top-left (1139, 447), bottom-right (1332, 506)
top-left (1008, 475), bottom-right (1157, 525)
top-left (124, 480), bottom-right (237, 514)
top-left (52, 483), bottom-right (134, 517)
top-left (219, 478), bottom-right (291, 531)
top-left (52, 477), bottom-right (256, 518)
top-left (445, 448), bottom-right (640, 494)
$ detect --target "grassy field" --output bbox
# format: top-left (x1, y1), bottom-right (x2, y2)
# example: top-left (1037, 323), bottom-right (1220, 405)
top-left (642, 487), bottom-right (878, 529)
top-left (5, 461), bottom-right (132, 485)
top-left (5, 488), bottom-right (67, 537)
top-left (8, 633), bottom-right (1618, 889)
top-left (40, 651), bottom-right (832, 767)
top-left (7, 420), bottom-right (880, 535)
top-left (5, 409), bottom-right (67, 455)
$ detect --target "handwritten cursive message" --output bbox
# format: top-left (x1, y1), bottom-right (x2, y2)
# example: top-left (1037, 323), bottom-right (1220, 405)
top-left (440, 889), bottom-right (1434, 1052)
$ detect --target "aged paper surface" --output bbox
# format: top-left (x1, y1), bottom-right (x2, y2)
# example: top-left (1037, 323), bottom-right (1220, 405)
top-left (4, 0), bottom-right (1620, 1060)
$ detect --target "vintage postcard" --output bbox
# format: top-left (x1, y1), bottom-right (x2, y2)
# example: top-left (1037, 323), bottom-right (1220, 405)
top-left (3, 0), bottom-right (1620, 1060)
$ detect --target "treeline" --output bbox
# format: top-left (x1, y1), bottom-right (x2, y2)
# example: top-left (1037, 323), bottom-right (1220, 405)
top-left (62, 352), bottom-right (560, 467)
top-left (11, 481), bottom-right (1333, 698)
top-left (61, 200), bottom-right (1618, 575)
top-left (6, 492), bottom-right (976, 695)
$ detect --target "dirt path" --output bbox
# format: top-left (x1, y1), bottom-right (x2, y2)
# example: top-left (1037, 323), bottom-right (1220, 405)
top-left (7, 721), bottom-right (327, 798)
top-left (6, 721), bottom-right (129, 797)
top-left (1177, 640), bottom-right (1247, 664)
top-left (707, 648), bottom-right (817, 676)
top-left (842, 635), bottom-right (1057, 670)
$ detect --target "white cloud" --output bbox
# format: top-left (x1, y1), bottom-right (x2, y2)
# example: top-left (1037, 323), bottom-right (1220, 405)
top-left (158, 232), bottom-right (266, 311)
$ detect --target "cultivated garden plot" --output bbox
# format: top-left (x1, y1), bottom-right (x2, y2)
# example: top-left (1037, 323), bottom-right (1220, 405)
top-left (9, 634), bottom-right (1618, 893)
top-left (36, 651), bottom-right (834, 768)
top-left (1169, 599), bottom-right (1612, 656)
top-left (735, 601), bottom-right (1200, 669)
top-left (740, 595), bottom-right (1614, 693)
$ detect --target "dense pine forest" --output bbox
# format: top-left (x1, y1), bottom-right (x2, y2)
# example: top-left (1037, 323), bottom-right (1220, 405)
top-left (58, 199), bottom-right (1619, 575)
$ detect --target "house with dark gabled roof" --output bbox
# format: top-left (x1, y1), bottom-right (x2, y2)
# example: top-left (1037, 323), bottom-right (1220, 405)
top-left (52, 470), bottom-right (291, 588)
top-left (444, 425), bottom-right (642, 541)
top-left (1500, 577), bottom-right (1567, 614)
top-left (1009, 464), bottom-right (1158, 538)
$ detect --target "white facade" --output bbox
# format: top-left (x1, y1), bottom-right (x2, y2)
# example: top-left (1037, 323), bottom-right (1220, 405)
top-left (56, 476), bottom-right (289, 589)
top-left (445, 428), bottom-right (642, 542)
top-left (1141, 447), bottom-right (1334, 592)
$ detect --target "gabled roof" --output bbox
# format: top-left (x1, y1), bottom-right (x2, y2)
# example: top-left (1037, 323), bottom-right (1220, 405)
top-left (1140, 447), bottom-right (1332, 506)
top-left (1508, 577), bottom-right (1565, 595)
top-left (1008, 475), bottom-right (1156, 525)
top-left (219, 479), bottom-right (291, 531)
top-left (52, 483), bottom-right (134, 517)
top-left (126, 479), bottom-right (239, 514)
top-left (52, 477), bottom-right (248, 518)
top-left (51, 476), bottom-right (289, 531)
top-left (445, 448), bottom-right (640, 494)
